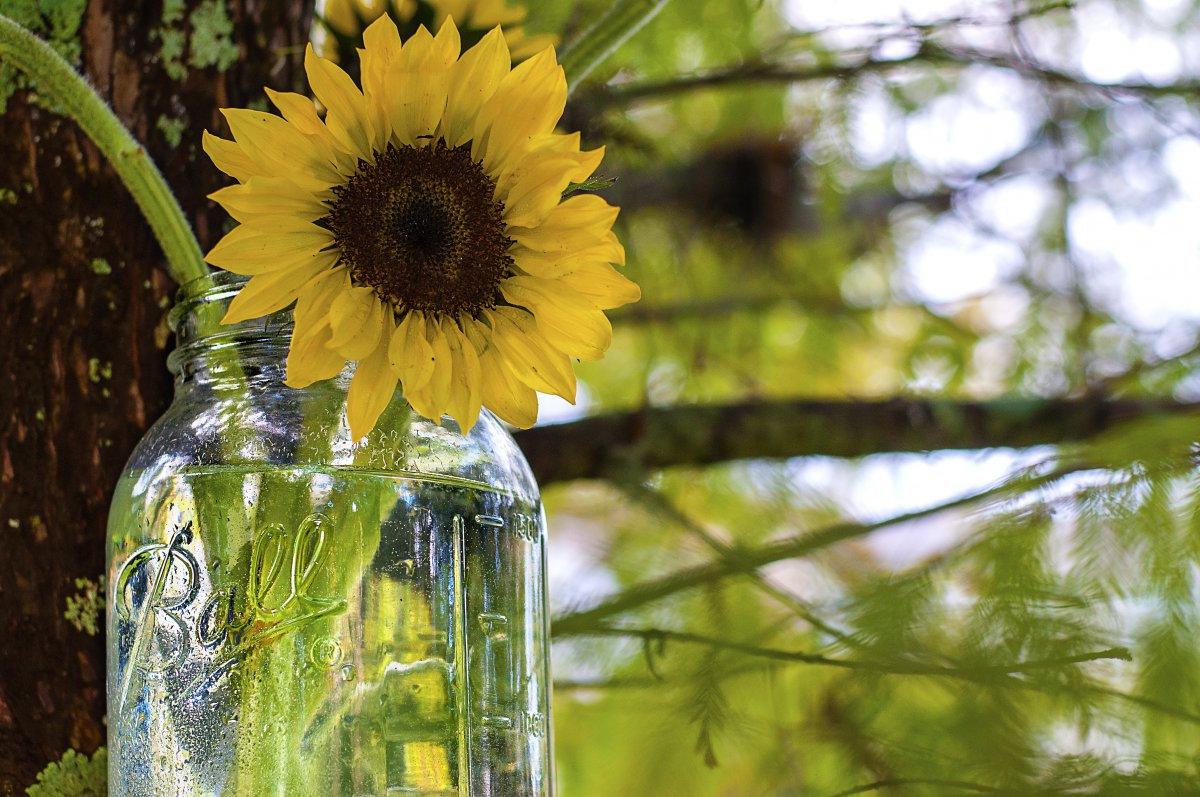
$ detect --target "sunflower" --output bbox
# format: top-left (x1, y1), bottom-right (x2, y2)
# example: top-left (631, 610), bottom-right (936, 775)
top-left (203, 17), bottom-right (638, 440)
top-left (318, 0), bottom-right (555, 70)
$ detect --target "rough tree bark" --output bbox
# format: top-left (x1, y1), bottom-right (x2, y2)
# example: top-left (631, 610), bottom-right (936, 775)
top-left (0, 1), bottom-right (312, 789)
top-left (513, 397), bottom-right (1200, 485)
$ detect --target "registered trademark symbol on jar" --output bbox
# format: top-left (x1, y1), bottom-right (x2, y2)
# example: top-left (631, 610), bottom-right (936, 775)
top-left (309, 637), bottom-right (344, 669)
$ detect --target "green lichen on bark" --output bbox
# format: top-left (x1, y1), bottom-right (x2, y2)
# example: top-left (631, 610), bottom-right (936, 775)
top-left (64, 574), bottom-right (104, 635)
top-left (162, 0), bottom-right (185, 24)
top-left (187, 0), bottom-right (237, 70)
top-left (158, 25), bottom-right (187, 80)
top-left (0, 0), bottom-right (87, 113)
top-left (25, 748), bottom-right (106, 797)
top-left (156, 0), bottom-right (238, 80)
top-left (86, 357), bottom-right (111, 383)
top-left (156, 113), bottom-right (185, 146)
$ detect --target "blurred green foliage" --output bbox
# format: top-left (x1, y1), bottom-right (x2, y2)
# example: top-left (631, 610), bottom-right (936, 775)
top-left (539, 0), bottom-right (1200, 794)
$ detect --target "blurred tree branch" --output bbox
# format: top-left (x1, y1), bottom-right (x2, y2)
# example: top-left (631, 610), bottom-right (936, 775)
top-left (573, 624), bottom-right (1131, 678)
top-left (825, 778), bottom-right (999, 796)
top-left (620, 481), bottom-right (857, 643)
top-left (515, 397), bottom-right (1198, 485)
top-left (550, 466), bottom-right (1074, 635)
top-left (585, 41), bottom-right (1200, 109)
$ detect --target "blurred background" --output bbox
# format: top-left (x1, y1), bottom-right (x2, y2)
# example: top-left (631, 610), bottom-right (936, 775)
top-left (527, 0), bottom-right (1200, 794)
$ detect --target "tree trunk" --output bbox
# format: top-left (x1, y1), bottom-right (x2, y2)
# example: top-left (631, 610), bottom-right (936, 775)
top-left (0, 1), bottom-right (311, 788)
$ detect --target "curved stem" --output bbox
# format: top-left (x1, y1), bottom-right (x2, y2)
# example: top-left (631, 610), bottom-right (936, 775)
top-left (0, 14), bottom-right (207, 286)
top-left (559, 0), bottom-right (673, 91)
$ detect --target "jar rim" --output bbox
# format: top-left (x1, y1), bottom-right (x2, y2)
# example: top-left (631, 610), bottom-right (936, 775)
top-left (166, 271), bottom-right (300, 380)
top-left (168, 270), bottom-right (249, 334)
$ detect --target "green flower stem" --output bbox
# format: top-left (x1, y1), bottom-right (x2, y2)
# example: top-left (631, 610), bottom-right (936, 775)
top-left (559, 0), bottom-right (674, 91)
top-left (0, 13), bottom-right (207, 286)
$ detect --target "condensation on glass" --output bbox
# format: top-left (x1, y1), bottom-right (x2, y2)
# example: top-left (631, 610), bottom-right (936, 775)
top-left (107, 273), bottom-right (553, 796)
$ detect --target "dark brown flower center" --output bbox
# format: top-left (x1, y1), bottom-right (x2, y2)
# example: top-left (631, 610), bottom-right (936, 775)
top-left (327, 142), bottom-right (513, 316)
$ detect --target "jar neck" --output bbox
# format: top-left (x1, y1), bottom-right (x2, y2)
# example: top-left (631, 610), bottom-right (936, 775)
top-left (168, 272), bottom-right (323, 391)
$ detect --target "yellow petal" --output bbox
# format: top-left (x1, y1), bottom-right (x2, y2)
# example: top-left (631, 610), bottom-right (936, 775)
top-left (394, 0), bottom-right (417, 22)
top-left (501, 277), bottom-right (612, 360)
top-left (509, 236), bottom-right (625, 277)
top-left (500, 155), bottom-right (578, 228)
top-left (202, 131), bottom-right (271, 182)
top-left (346, 340), bottom-right (396, 442)
top-left (497, 133), bottom-right (603, 195)
top-left (508, 193), bottom-right (619, 251)
top-left (442, 320), bottom-right (483, 433)
top-left (476, 340), bottom-right (539, 428)
top-left (507, 32), bottom-right (558, 61)
top-left (384, 21), bottom-right (458, 145)
top-left (430, 0), bottom-right (470, 24)
top-left (345, 293), bottom-right (390, 361)
top-left (285, 321), bottom-right (346, 388)
top-left (264, 88), bottom-right (329, 138)
top-left (265, 88), bottom-right (359, 174)
top-left (388, 311), bottom-right (435, 391)
top-left (484, 306), bottom-right (576, 401)
top-left (405, 316), bottom-right (453, 422)
top-left (360, 14), bottom-right (403, 148)
top-left (463, 0), bottom-right (526, 26)
top-left (294, 268), bottom-right (348, 330)
top-left (221, 109), bottom-right (343, 192)
top-left (321, 0), bottom-right (361, 37)
top-left (425, 317), bottom-right (455, 420)
top-left (304, 44), bottom-right (373, 158)
top-left (328, 285), bottom-right (379, 353)
top-left (222, 267), bottom-right (312, 324)
top-left (564, 143), bottom-right (605, 184)
top-left (473, 47), bottom-right (565, 175)
top-left (208, 178), bottom-right (328, 224)
top-left (442, 27), bottom-right (510, 148)
top-left (555, 262), bottom-right (641, 309)
top-left (204, 220), bottom-right (333, 273)
top-left (460, 295), bottom-right (538, 428)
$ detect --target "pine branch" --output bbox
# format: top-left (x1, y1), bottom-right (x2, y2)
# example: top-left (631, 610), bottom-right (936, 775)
top-left (515, 397), bottom-right (1198, 485)
top-left (1088, 685), bottom-right (1200, 726)
top-left (619, 481), bottom-right (858, 645)
top-left (550, 466), bottom-right (1076, 635)
top-left (577, 625), bottom-right (1130, 679)
top-left (825, 779), bottom-right (998, 797)
top-left (586, 39), bottom-right (1200, 108)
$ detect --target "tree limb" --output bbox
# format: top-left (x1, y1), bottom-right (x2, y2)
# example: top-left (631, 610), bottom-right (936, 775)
top-left (515, 397), bottom-right (1199, 485)
top-left (588, 40), bottom-right (1200, 107)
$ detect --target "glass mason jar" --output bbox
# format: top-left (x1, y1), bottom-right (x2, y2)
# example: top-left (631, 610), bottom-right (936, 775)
top-left (107, 273), bottom-right (553, 796)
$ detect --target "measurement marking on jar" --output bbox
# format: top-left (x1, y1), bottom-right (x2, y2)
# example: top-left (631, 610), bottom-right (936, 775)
top-left (480, 714), bottom-right (514, 729)
top-left (511, 513), bottom-right (541, 543)
top-left (477, 612), bottom-right (509, 640)
top-left (473, 512), bottom-right (542, 543)
top-left (478, 711), bottom-right (547, 737)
